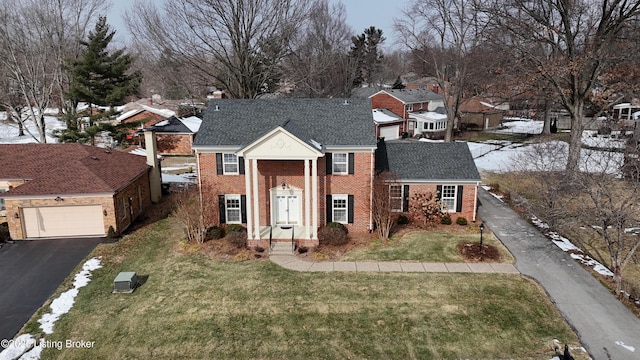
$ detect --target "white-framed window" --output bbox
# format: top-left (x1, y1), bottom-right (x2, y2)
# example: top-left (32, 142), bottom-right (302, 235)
top-left (0, 189), bottom-right (5, 210)
top-left (407, 104), bottom-right (414, 112)
top-left (225, 194), bottom-right (241, 223)
top-left (408, 121), bottom-right (415, 131)
top-left (389, 185), bottom-right (403, 212)
top-left (223, 153), bottom-right (239, 174)
top-left (441, 185), bottom-right (457, 212)
top-left (332, 153), bottom-right (348, 174)
top-left (332, 195), bottom-right (348, 223)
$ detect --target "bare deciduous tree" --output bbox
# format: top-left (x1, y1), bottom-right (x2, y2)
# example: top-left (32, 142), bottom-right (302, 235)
top-left (409, 191), bottom-right (444, 226)
top-left (484, 0), bottom-right (640, 175)
top-left (173, 188), bottom-right (208, 244)
top-left (126, 0), bottom-right (311, 99)
top-left (0, 0), bottom-right (109, 142)
top-left (372, 172), bottom-right (400, 240)
top-left (395, 0), bottom-right (487, 142)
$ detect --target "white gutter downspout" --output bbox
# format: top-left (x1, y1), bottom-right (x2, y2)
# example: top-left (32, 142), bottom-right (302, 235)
top-left (369, 148), bottom-right (375, 232)
top-left (195, 149), bottom-right (204, 211)
top-left (473, 181), bottom-right (480, 222)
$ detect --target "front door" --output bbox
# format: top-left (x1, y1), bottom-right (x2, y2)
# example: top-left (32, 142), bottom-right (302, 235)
top-left (275, 195), bottom-right (299, 225)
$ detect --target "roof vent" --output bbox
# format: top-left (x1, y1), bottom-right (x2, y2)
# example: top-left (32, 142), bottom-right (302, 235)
top-left (214, 105), bottom-right (220, 111)
top-left (104, 150), bottom-right (111, 154)
top-left (91, 156), bottom-right (98, 160)
top-left (343, 99), bottom-right (349, 105)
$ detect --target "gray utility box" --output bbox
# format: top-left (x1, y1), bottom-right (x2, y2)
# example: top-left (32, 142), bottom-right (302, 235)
top-left (113, 272), bottom-right (138, 293)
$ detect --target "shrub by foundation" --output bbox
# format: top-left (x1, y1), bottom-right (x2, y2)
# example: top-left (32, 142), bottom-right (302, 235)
top-left (456, 217), bottom-right (468, 226)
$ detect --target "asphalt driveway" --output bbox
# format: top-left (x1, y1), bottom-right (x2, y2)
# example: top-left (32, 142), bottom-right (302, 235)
top-left (478, 188), bottom-right (640, 360)
top-left (0, 238), bottom-right (102, 342)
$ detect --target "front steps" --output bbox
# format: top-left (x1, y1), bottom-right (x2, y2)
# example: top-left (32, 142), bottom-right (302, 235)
top-left (270, 241), bottom-right (294, 255)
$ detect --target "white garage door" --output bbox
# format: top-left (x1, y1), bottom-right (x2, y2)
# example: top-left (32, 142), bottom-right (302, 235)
top-left (23, 205), bottom-right (105, 238)
top-left (379, 125), bottom-right (400, 140)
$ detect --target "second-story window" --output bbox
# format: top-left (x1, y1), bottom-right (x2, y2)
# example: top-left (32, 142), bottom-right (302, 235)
top-left (332, 153), bottom-right (348, 174)
top-left (223, 153), bottom-right (239, 174)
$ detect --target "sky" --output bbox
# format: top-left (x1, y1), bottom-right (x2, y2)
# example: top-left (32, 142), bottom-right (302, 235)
top-left (108, 0), bottom-right (409, 49)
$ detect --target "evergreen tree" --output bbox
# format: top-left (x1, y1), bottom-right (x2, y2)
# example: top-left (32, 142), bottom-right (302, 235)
top-left (392, 76), bottom-right (405, 89)
top-left (57, 16), bottom-right (141, 146)
top-left (349, 27), bottom-right (385, 87)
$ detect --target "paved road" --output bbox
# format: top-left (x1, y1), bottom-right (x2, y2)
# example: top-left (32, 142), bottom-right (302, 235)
top-left (478, 188), bottom-right (640, 360)
top-left (0, 238), bottom-right (102, 342)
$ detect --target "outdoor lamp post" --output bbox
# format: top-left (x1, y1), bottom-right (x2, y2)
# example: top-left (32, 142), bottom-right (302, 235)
top-left (479, 223), bottom-right (485, 246)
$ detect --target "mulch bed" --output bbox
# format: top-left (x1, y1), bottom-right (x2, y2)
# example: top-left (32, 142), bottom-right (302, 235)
top-left (457, 242), bottom-right (501, 262)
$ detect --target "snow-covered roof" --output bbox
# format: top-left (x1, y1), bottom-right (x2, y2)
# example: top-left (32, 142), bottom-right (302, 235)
top-left (410, 111), bottom-right (447, 121)
top-left (372, 108), bottom-right (403, 124)
top-left (140, 104), bottom-right (176, 118)
top-left (116, 108), bottom-right (143, 122)
top-left (181, 116), bottom-right (202, 132)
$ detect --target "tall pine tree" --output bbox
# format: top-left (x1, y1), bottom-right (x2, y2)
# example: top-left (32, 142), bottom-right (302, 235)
top-left (349, 27), bottom-right (385, 87)
top-left (57, 16), bottom-right (141, 146)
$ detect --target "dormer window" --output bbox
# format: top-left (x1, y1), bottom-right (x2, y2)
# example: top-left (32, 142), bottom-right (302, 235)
top-left (407, 104), bottom-right (414, 112)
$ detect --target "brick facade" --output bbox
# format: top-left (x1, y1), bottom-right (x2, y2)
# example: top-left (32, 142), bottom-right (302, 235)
top-left (5, 171), bottom-right (152, 240)
top-left (198, 151), bottom-right (374, 235)
top-left (403, 183), bottom-right (477, 223)
top-left (156, 134), bottom-right (193, 155)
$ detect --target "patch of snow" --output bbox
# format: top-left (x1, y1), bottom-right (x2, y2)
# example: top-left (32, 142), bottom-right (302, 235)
top-left (181, 116), bottom-right (202, 132)
top-left (0, 335), bottom-right (38, 360)
top-left (139, 105), bottom-right (175, 118)
top-left (615, 341), bottom-right (635, 352)
top-left (154, 120), bottom-right (170, 127)
top-left (479, 101), bottom-right (496, 108)
top-left (162, 173), bottom-right (197, 184)
top-left (309, 139), bottom-right (322, 150)
top-left (372, 109), bottom-right (402, 123)
top-left (116, 108), bottom-right (142, 122)
top-left (0, 115), bottom-right (65, 144)
top-left (493, 119), bottom-right (543, 135)
top-left (38, 258), bottom-right (102, 334)
top-left (418, 138), bottom-right (444, 143)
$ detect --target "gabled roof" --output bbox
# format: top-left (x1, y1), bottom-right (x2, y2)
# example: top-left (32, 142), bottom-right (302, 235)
top-left (0, 144), bottom-right (149, 196)
top-left (116, 104), bottom-right (176, 122)
top-left (459, 97), bottom-right (502, 114)
top-left (143, 116), bottom-right (202, 134)
top-left (370, 88), bottom-right (442, 104)
top-left (376, 140), bottom-right (481, 182)
top-left (194, 99), bottom-right (377, 148)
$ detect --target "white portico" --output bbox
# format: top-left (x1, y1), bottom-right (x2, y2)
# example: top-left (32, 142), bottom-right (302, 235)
top-left (237, 125), bottom-right (323, 241)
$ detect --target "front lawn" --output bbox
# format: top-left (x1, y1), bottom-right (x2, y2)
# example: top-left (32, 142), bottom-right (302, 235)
top-left (340, 230), bottom-right (514, 263)
top-left (27, 217), bottom-right (580, 359)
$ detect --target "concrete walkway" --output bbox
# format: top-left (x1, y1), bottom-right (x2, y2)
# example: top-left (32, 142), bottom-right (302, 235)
top-left (478, 188), bottom-right (640, 360)
top-left (270, 254), bottom-right (518, 274)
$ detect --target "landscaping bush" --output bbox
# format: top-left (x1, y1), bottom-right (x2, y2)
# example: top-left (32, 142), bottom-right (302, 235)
top-left (325, 221), bottom-right (348, 234)
top-left (456, 217), bottom-right (468, 226)
top-left (397, 215), bottom-right (410, 225)
top-left (206, 226), bottom-right (224, 240)
top-left (226, 229), bottom-right (247, 249)
top-left (106, 226), bottom-right (117, 239)
top-left (226, 224), bottom-right (246, 233)
top-left (318, 226), bottom-right (349, 246)
top-left (440, 215), bottom-right (452, 225)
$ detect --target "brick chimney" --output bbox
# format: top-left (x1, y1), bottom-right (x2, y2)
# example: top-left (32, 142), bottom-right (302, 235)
top-left (144, 130), bottom-right (162, 202)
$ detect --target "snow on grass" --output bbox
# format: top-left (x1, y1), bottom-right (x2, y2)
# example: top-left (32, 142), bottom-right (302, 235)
top-left (0, 115), bottom-right (65, 144)
top-left (162, 173), bottom-right (197, 184)
top-left (38, 257), bottom-right (102, 334)
top-left (0, 258), bottom-right (101, 360)
top-left (481, 185), bottom-right (504, 201)
top-left (530, 217), bottom-right (614, 277)
top-left (494, 118), bottom-right (543, 135)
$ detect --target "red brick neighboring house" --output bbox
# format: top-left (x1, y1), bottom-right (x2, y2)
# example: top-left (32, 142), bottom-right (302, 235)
top-left (458, 97), bottom-right (503, 130)
top-left (193, 98), bottom-right (480, 249)
top-left (117, 104), bottom-right (176, 130)
top-left (370, 89), bottom-right (445, 137)
top-left (0, 142), bottom-right (162, 240)
top-left (140, 116), bottom-right (202, 155)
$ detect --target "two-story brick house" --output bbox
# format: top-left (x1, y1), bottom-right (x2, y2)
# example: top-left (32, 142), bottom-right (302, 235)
top-left (370, 89), bottom-right (445, 138)
top-left (194, 98), bottom-right (481, 249)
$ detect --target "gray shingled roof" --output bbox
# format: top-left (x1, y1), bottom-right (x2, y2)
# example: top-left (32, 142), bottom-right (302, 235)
top-left (375, 88), bottom-right (443, 103)
top-left (377, 140), bottom-right (481, 182)
top-left (143, 116), bottom-right (192, 133)
top-left (194, 99), bottom-right (376, 148)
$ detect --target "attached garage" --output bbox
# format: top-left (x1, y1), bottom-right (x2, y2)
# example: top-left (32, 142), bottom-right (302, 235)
top-left (22, 205), bottom-right (105, 238)
top-left (379, 125), bottom-right (400, 140)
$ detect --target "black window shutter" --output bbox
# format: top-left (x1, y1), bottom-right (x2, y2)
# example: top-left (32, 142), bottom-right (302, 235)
top-left (241, 195), bottom-right (247, 223)
top-left (326, 195), bottom-right (332, 222)
top-left (456, 186), bottom-right (464, 212)
top-left (325, 153), bottom-right (332, 174)
top-left (348, 195), bottom-right (354, 223)
top-left (216, 153), bottom-right (223, 175)
top-left (403, 185), bottom-right (410, 212)
top-left (436, 185), bottom-right (442, 200)
top-left (218, 195), bottom-right (226, 223)
top-left (348, 153), bottom-right (355, 174)
top-left (239, 157), bottom-right (245, 175)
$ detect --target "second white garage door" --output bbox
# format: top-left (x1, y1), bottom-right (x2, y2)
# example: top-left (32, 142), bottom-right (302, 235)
top-left (23, 205), bottom-right (105, 238)
top-left (379, 125), bottom-right (400, 140)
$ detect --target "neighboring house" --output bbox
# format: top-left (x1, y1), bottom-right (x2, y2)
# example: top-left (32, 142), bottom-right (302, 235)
top-left (376, 140), bottom-right (480, 222)
top-left (141, 116), bottom-right (202, 155)
top-left (409, 107), bottom-right (448, 139)
top-left (193, 98), bottom-right (480, 249)
top-left (117, 104), bottom-right (176, 130)
top-left (370, 89), bottom-right (444, 137)
top-left (372, 108), bottom-right (404, 140)
top-left (0, 132), bottom-right (162, 240)
top-left (458, 97), bottom-right (503, 130)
